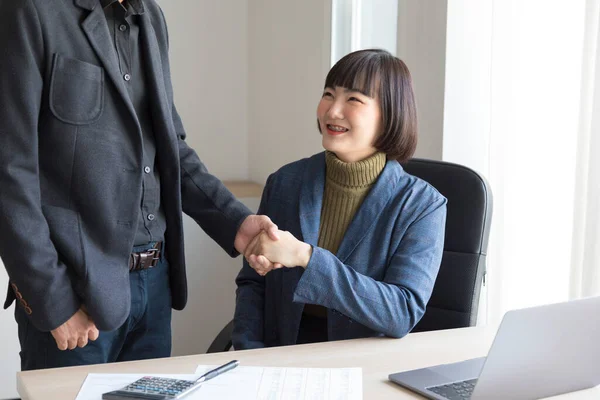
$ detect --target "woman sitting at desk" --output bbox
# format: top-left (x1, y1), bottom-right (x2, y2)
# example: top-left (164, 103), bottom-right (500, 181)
top-left (233, 49), bottom-right (447, 349)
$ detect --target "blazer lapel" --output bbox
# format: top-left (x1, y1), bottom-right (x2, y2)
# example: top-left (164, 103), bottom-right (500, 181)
top-left (298, 153), bottom-right (326, 246)
top-left (79, 1), bottom-right (139, 129)
top-left (281, 154), bottom-right (326, 341)
top-left (335, 160), bottom-right (402, 263)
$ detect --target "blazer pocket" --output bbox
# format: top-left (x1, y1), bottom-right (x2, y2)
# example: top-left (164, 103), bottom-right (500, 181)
top-left (49, 54), bottom-right (104, 125)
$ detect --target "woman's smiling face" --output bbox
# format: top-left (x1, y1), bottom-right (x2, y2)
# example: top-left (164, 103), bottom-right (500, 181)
top-left (317, 86), bottom-right (382, 163)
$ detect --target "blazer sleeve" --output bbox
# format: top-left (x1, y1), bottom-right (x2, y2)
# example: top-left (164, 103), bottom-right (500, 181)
top-left (293, 196), bottom-right (447, 338)
top-left (157, 6), bottom-right (251, 256)
top-left (231, 175), bottom-right (274, 350)
top-left (0, 0), bottom-right (81, 331)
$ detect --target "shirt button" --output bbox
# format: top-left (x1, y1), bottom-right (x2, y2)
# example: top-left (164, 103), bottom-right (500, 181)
top-left (124, 73), bottom-right (131, 81)
top-left (119, 24), bottom-right (127, 32)
top-left (147, 214), bottom-right (155, 221)
top-left (144, 166), bottom-right (151, 174)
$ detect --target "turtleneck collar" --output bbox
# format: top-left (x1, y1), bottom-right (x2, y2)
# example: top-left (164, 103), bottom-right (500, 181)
top-left (325, 151), bottom-right (387, 189)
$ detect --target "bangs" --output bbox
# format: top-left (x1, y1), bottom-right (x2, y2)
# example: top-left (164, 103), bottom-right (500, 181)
top-left (324, 51), bottom-right (382, 98)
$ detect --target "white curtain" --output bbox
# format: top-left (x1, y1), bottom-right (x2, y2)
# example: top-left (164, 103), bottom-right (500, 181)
top-left (443, 0), bottom-right (600, 326)
top-left (570, 0), bottom-right (600, 299)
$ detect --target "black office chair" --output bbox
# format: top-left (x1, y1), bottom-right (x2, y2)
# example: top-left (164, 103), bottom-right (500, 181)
top-left (405, 158), bottom-right (492, 332)
top-left (207, 158), bottom-right (493, 352)
top-left (207, 320), bottom-right (234, 353)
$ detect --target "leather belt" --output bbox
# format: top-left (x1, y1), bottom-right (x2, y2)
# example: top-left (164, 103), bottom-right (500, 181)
top-left (129, 241), bottom-right (162, 272)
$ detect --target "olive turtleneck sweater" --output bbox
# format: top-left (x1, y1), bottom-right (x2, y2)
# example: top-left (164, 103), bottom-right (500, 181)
top-left (317, 151), bottom-right (387, 253)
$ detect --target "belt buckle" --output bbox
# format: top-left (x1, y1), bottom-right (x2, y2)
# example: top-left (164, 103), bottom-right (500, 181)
top-left (130, 243), bottom-right (162, 271)
top-left (139, 249), bottom-right (160, 270)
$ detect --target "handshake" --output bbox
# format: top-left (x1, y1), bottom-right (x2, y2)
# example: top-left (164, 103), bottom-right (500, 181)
top-left (236, 215), bottom-right (313, 277)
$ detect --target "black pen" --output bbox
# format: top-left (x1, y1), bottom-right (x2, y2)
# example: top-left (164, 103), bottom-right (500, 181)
top-left (195, 360), bottom-right (239, 384)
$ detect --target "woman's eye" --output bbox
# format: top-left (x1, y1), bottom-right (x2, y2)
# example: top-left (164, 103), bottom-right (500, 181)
top-left (322, 92), bottom-right (333, 98)
top-left (349, 96), bottom-right (363, 103)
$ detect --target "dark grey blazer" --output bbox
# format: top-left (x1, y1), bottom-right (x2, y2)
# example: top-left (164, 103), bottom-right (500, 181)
top-left (0, 0), bottom-right (250, 331)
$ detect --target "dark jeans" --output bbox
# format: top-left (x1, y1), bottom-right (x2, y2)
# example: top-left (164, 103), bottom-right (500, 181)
top-left (15, 242), bottom-right (172, 371)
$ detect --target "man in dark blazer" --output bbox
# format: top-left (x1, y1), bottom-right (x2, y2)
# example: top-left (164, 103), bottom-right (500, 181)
top-left (0, 0), bottom-right (278, 370)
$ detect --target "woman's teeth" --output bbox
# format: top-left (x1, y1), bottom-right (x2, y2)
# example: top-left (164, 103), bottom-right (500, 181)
top-left (328, 125), bottom-right (348, 132)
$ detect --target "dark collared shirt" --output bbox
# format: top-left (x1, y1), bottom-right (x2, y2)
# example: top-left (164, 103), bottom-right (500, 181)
top-left (102, 0), bottom-right (166, 246)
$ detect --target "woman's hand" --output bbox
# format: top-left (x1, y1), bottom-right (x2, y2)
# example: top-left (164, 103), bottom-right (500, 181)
top-left (244, 230), bottom-right (312, 276)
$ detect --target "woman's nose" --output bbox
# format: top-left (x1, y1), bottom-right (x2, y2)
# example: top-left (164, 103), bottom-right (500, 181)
top-left (327, 101), bottom-right (344, 120)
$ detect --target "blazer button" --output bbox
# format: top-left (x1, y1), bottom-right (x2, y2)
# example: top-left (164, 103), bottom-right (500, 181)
top-left (24, 306), bottom-right (32, 315)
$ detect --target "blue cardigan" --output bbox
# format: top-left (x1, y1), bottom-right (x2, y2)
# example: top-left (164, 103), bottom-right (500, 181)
top-left (233, 152), bottom-right (447, 350)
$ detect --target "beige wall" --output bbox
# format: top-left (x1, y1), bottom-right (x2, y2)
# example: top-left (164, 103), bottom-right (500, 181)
top-left (247, 0), bottom-right (332, 184)
top-left (397, 0), bottom-right (448, 161)
top-left (159, 0), bottom-right (249, 180)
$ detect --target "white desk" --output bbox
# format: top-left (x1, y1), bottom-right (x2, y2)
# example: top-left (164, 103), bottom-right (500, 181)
top-left (17, 327), bottom-right (599, 399)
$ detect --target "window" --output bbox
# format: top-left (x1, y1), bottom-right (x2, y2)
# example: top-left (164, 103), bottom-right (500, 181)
top-left (331, 0), bottom-right (398, 66)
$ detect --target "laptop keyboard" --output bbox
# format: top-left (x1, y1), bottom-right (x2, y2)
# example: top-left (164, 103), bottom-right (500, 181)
top-left (426, 378), bottom-right (478, 399)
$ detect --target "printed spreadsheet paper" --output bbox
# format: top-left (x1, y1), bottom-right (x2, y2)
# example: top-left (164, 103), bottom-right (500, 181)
top-left (195, 364), bottom-right (362, 399)
top-left (75, 366), bottom-right (362, 400)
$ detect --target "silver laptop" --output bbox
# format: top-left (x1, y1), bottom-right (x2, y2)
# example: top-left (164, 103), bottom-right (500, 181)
top-left (389, 296), bottom-right (600, 400)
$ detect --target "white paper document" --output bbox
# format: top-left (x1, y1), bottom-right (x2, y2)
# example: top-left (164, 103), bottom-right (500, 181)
top-left (76, 365), bottom-right (362, 400)
top-left (194, 364), bottom-right (362, 400)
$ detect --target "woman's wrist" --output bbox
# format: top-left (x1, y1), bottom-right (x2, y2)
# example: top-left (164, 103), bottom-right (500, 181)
top-left (297, 242), bottom-right (313, 268)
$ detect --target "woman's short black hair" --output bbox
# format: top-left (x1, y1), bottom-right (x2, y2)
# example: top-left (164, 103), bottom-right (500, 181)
top-left (321, 49), bottom-right (417, 162)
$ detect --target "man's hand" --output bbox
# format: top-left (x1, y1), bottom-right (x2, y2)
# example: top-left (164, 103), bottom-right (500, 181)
top-left (50, 307), bottom-right (99, 350)
top-left (244, 230), bottom-right (312, 276)
top-left (234, 215), bottom-right (280, 254)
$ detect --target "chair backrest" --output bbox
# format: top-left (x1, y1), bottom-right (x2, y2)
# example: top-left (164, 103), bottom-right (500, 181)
top-left (402, 158), bottom-right (493, 332)
top-left (207, 320), bottom-right (234, 353)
